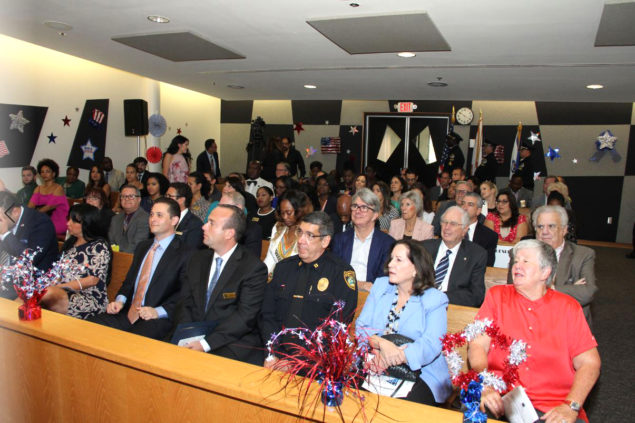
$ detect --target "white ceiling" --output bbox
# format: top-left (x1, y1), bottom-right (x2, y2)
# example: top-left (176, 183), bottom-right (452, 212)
top-left (1, 0), bottom-right (634, 102)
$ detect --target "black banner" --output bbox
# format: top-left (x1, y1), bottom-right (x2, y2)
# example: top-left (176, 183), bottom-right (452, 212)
top-left (0, 103), bottom-right (48, 168)
top-left (67, 99), bottom-right (109, 170)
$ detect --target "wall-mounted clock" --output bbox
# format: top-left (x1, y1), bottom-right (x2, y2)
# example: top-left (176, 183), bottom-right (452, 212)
top-left (456, 107), bottom-right (474, 125)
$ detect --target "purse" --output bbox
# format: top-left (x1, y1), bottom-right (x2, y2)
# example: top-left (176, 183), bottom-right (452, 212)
top-left (380, 333), bottom-right (420, 382)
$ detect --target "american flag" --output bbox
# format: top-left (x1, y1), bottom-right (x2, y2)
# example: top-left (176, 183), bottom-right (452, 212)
top-left (508, 122), bottom-right (523, 178)
top-left (321, 136), bottom-right (341, 154)
top-left (0, 140), bottom-right (9, 158)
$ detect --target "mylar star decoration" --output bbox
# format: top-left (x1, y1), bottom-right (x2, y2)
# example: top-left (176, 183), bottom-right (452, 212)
top-left (80, 139), bottom-right (98, 160)
top-left (294, 122), bottom-right (304, 135)
top-left (349, 126), bottom-right (359, 135)
top-left (62, 115), bottom-right (71, 126)
top-left (305, 146), bottom-right (317, 158)
top-left (176, 128), bottom-right (182, 135)
top-left (527, 131), bottom-right (541, 145)
top-left (533, 172), bottom-right (542, 181)
top-left (596, 130), bottom-right (617, 150)
top-left (545, 146), bottom-right (560, 161)
top-left (47, 133), bottom-right (57, 143)
top-left (9, 110), bottom-right (30, 133)
top-left (572, 158), bottom-right (578, 164)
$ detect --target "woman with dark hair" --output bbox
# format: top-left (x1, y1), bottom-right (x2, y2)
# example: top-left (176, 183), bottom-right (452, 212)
top-left (390, 175), bottom-right (407, 212)
top-left (356, 239), bottom-right (452, 405)
top-left (316, 175), bottom-right (337, 215)
top-left (272, 175), bottom-right (298, 208)
top-left (187, 171), bottom-right (211, 222)
top-left (485, 190), bottom-right (529, 243)
top-left (141, 172), bottom-right (169, 213)
top-left (372, 181), bottom-right (400, 231)
top-left (263, 189), bottom-right (310, 276)
top-left (222, 175), bottom-right (258, 214)
top-left (162, 135), bottom-right (191, 183)
top-left (297, 182), bottom-right (320, 212)
top-left (85, 164), bottom-right (111, 201)
top-left (112, 164), bottom-right (144, 212)
top-left (249, 186), bottom-right (276, 240)
top-left (355, 174), bottom-right (368, 192)
top-left (261, 136), bottom-right (284, 182)
top-left (28, 158), bottom-right (69, 235)
top-left (40, 203), bottom-right (111, 319)
top-left (85, 188), bottom-right (115, 239)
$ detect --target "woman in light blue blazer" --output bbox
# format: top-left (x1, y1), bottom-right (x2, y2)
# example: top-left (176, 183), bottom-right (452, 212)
top-left (356, 239), bottom-right (452, 405)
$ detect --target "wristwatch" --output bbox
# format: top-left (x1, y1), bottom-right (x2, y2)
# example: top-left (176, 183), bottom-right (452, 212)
top-left (566, 400), bottom-right (581, 412)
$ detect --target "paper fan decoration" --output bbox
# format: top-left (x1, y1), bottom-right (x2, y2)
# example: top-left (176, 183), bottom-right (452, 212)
top-left (149, 114), bottom-right (167, 137)
top-left (146, 146), bottom-right (163, 163)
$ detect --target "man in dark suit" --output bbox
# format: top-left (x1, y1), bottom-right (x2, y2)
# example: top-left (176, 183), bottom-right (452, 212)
top-left (329, 194), bottom-right (352, 235)
top-left (89, 198), bottom-right (193, 339)
top-left (166, 182), bottom-right (204, 249)
top-left (429, 170), bottom-right (451, 202)
top-left (0, 192), bottom-right (58, 299)
top-left (134, 156), bottom-right (150, 186)
top-left (108, 185), bottom-right (150, 253)
top-left (460, 192), bottom-right (498, 266)
top-left (219, 191), bottom-right (262, 258)
top-left (196, 138), bottom-right (221, 178)
top-left (421, 206), bottom-right (486, 307)
top-left (331, 188), bottom-right (394, 291)
top-left (176, 204), bottom-right (267, 365)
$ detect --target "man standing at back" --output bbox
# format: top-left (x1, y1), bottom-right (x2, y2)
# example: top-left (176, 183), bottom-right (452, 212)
top-left (175, 204), bottom-right (267, 365)
top-left (196, 138), bottom-right (221, 178)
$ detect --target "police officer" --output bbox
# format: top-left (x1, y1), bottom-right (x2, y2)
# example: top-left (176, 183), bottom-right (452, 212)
top-left (261, 211), bottom-right (358, 368)
top-left (445, 131), bottom-right (465, 173)
top-left (514, 141), bottom-right (534, 191)
top-left (474, 139), bottom-right (498, 183)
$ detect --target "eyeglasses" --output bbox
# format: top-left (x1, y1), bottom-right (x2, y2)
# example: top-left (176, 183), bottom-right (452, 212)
top-left (496, 199), bottom-right (509, 204)
top-left (536, 224), bottom-right (561, 231)
top-left (351, 204), bottom-right (374, 213)
top-left (440, 220), bottom-right (463, 228)
top-left (164, 194), bottom-right (182, 200)
top-left (120, 195), bottom-right (140, 200)
top-left (295, 228), bottom-right (327, 241)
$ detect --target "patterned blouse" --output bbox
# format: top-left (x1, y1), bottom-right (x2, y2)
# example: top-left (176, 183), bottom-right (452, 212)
top-left (486, 212), bottom-right (528, 242)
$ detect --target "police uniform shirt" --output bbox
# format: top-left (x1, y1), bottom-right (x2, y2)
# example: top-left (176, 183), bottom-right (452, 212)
top-left (261, 251), bottom-right (358, 352)
top-left (515, 157), bottom-right (534, 191)
top-left (474, 152), bottom-right (498, 183)
top-left (446, 146), bottom-right (465, 172)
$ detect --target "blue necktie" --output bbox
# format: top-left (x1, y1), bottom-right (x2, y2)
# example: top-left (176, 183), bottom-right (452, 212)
top-left (205, 257), bottom-right (223, 310)
top-left (434, 250), bottom-right (452, 289)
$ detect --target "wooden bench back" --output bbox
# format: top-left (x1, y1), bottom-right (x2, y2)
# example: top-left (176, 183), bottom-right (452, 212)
top-left (108, 251), bottom-right (133, 302)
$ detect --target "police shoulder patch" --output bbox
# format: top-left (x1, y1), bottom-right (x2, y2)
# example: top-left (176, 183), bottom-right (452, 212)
top-left (343, 270), bottom-right (356, 290)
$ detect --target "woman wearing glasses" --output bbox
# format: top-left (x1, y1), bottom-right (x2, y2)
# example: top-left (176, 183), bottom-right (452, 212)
top-left (484, 190), bottom-right (528, 243)
top-left (263, 189), bottom-right (311, 278)
top-left (389, 191), bottom-right (434, 242)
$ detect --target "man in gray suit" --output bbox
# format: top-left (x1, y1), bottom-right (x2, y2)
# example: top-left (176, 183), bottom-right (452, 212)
top-left (108, 185), bottom-right (149, 253)
top-left (422, 206), bottom-right (487, 307)
top-left (508, 205), bottom-right (597, 327)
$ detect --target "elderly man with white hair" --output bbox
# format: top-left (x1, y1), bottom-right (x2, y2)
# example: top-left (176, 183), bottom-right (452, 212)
top-left (421, 206), bottom-right (487, 307)
top-left (508, 205), bottom-right (597, 327)
top-left (471, 239), bottom-right (600, 423)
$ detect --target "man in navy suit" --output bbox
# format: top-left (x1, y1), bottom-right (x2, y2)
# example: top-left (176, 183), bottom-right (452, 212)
top-left (0, 191), bottom-right (58, 299)
top-left (421, 206), bottom-right (486, 307)
top-left (166, 182), bottom-right (204, 249)
top-left (331, 188), bottom-right (394, 292)
top-left (329, 194), bottom-right (352, 235)
top-left (89, 198), bottom-right (193, 340)
top-left (196, 138), bottom-right (221, 178)
top-left (460, 192), bottom-right (498, 266)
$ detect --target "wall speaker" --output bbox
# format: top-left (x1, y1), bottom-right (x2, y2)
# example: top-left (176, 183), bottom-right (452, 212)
top-left (123, 99), bottom-right (149, 136)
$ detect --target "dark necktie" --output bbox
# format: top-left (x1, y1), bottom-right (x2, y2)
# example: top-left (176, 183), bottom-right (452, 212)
top-left (247, 180), bottom-right (257, 186)
top-left (206, 257), bottom-right (223, 310)
top-left (434, 250), bottom-right (452, 289)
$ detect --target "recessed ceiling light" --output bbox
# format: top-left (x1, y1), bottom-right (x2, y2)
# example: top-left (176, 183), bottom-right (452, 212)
top-left (586, 84), bottom-right (604, 90)
top-left (44, 21), bottom-right (73, 31)
top-left (227, 84), bottom-right (244, 89)
top-left (428, 81), bottom-right (448, 87)
top-left (349, 2), bottom-right (360, 7)
top-left (304, 84), bottom-right (317, 89)
top-left (147, 15), bottom-right (170, 23)
top-left (397, 52), bottom-right (416, 58)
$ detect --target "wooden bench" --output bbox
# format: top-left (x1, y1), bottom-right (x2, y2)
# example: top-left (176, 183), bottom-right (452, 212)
top-left (261, 239), bottom-right (270, 261)
top-left (107, 250), bottom-right (133, 302)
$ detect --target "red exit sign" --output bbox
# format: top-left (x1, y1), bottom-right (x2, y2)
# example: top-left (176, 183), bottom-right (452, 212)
top-left (397, 102), bottom-right (417, 113)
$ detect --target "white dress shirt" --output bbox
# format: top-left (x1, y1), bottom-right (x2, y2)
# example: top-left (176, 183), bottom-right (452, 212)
top-left (351, 228), bottom-right (374, 282)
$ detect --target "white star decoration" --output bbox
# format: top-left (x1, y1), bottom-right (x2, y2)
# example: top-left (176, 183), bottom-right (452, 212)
top-left (9, 110), bottom-right (30, 133)
top-left (596, 131), bottom-right (617, 150)
top-left (349, 126), bottom-right (359, 135)
top-left (81, 139), bottom-right (98, 160)
top-left (572, 158), bottom-right (578, 164)
top-left (533, 172), bottom-right (541, 181)
top-left (527, 131), bottom-right (541, 145)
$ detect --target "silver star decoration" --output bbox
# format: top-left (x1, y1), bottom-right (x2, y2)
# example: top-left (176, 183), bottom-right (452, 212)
top-left (572, 158), bottom-right (578, 164)
top-left (533, 172), bottom-right (541, 181)
top-left (9, 110), bottom-right (30, 133)
top-left (596, 131), bottom-right (617, 150)
top-left (349, 126), bottom-right (359, 135)
top-left (527, 131), bottom-right (541, 145)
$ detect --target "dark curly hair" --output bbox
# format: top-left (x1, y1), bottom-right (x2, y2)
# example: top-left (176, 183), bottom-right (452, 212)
top-left (37, 158), bottom-right (60, 179)
top-left (495, 189), bottom-right (520, 228)
top-left (383, 239), bottom-right (436, 296)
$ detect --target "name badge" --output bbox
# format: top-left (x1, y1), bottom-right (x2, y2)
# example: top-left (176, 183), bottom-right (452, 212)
top-left (222, 292), bottom-right (237, 299)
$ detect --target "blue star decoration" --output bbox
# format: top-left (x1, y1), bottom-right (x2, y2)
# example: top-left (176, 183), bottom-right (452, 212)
top-left (545, 146), bottom-right (561, 161)
top-left (47, 132), bottom-right (57, 143)
top-left (80, 139), bottom-right (98, 160)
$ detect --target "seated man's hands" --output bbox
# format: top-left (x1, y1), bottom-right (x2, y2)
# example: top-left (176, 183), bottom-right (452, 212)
top-left (541, 403), bottom-right (578, 423)
top-left (137, 306), bottom-right (158, 320)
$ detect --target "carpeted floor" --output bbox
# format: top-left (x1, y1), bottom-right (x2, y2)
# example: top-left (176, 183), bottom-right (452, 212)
top-left (584, 246), bottom-right (635, 422)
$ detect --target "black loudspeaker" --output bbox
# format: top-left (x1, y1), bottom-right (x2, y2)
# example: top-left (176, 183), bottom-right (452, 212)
top-left (123, 99), bottom-right (148, 136)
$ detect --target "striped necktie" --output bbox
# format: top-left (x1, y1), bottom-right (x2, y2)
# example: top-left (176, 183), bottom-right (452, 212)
top-left (434, 250), bottom-right (452, 289)
top-left (206, 257), bottom-right (223, 310)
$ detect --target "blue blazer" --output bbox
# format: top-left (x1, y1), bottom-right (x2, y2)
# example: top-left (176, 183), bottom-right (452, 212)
top-left (331, 228), bottom-right (394, 282)
top-left (355, 276), bottom-right (452, 403)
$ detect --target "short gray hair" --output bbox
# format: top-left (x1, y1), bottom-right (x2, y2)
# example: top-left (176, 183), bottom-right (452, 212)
top-left (464, 192), bottom-right (484, 208)
top-left (352, 188), bottom-right (381, 215)
top-left (441, 205), bottom-right (470, 228)
top-left (302, 211), bottom-right (334, 237)
top-left (121, 185), bottom-right (141, 197)
top-left (533, 205), bottom-right (568, 229)
top-left (456, 181), bottom-right (471, 191)
top-left (399, 190), bottom-right (423, 216)
top-left (512, 239), bottom-right (558, 285)
top-left (221, 191), bottom-right (245, 210)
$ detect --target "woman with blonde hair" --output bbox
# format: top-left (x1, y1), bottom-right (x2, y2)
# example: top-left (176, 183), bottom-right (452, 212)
top-left (479, 180), bottom-right (498, 215)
